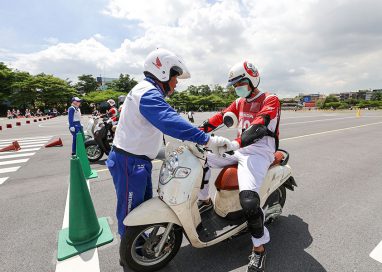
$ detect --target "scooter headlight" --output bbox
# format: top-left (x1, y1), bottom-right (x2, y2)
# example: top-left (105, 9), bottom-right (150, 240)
top-left (159, 152), bottom-right (179, 185)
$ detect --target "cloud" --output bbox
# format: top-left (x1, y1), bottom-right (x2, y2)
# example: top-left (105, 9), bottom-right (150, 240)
top-left (4, 0), bottom-right (382, 96)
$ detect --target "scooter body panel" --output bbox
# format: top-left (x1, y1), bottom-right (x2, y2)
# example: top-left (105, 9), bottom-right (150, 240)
top-left (124, 197), bottom-right (182, 227)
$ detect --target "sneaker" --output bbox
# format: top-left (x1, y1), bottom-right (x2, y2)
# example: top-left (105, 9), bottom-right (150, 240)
top-left (247, 250), bottom-right (267, 272)
top-left (197, 199), bottom-right (213, 213)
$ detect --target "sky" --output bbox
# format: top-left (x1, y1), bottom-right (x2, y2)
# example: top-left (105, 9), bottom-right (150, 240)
top-left (1, 0), bottom-right (382, 97)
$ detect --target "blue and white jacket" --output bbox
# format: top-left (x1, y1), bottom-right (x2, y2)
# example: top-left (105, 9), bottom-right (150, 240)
top-left (68, 105), bottom-right (82, 128)
top-left (113, 78), bottom-right (210, 159)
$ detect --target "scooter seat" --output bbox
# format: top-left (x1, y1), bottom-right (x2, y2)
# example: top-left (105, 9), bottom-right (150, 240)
top-left (215, 151), bottom-right (285, 191)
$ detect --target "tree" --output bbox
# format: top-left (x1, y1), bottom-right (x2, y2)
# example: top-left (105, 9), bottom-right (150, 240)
top-left (9, 71), bottom-right (37, 109)
top-left (76, 74), bottom-right (98, 94)
top-left (106, 73), bottom-right (137, 93)
top-left (84, 90), bottom-right (126, 104)
top-left (0, 62), bottom-right (14, 102)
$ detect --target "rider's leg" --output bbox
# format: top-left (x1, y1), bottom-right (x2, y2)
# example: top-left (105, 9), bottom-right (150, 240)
top-left (237, 151), bottom-right (273, 248)
top-left (198, 153), bottom-right (238, 200)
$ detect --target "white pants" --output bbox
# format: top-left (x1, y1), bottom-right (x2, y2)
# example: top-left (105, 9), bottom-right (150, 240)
top-left (198, 148), bottom-right (274, 247)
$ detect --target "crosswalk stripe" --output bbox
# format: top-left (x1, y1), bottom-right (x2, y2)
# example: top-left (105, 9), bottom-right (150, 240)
top-left (0, 148), bottom-right (41, 154)
top-left (0, 153), bottom-right (36, 160)
top-left (0, 141), bottom-right (48, 148)
top-left (0, 166), bottom-right (21, 174)
top-left (0, 136), bottom-right (52, 143)
top-left (0, 138), bottom-right (52, 144)
top-left (0, 158), bottom-right (29, 166)
top-left (0, 177), bottom-right (9, 184)
top-left (17, 144), bottom-right (45, 148)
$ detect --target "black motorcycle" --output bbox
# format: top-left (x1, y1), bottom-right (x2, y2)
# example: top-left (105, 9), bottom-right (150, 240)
top-left (85, 117), bottom-right (114, 162)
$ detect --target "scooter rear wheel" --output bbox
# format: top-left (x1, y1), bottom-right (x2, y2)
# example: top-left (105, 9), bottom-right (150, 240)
top-left (120, 223), bottom-right (183, 272)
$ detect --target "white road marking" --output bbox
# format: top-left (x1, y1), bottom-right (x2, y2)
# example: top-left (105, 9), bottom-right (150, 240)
top-left (0, 138), bottom-right (52, 144)
top-left (0, 141), bottom-right (47, 148)
top-left (281, 121), bottom-right (382, 141)
top-left (56, 180), bottom-right (100, 272)
top-left (282, 114), bottom-right (335, 119)
top-left (283, 116), bottom-right (356, 125)
top-left (0, 148), bottom-right (41, 154)
top-left (0, 136), bottom-right (52, 142)
top-left (0, 152), bottom-right (36, 160)
top-left (0, 158), bottom-right (29, 166)
top-left (18, 144), bottom-right (45, 148)
top-left (0, 166), bottom-right (21, 174)
top-left (0, 177), bottom-right (9, 184)
top-left (370, 240), bottom-right (382, 264)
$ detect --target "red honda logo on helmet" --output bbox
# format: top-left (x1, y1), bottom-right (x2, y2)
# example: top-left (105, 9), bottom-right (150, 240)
top-left (244, 61), bottom-right (258, 77)
top-left (153, 57), bottom-right (162, 69)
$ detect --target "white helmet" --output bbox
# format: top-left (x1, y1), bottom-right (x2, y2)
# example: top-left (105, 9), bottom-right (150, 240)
top-left (144, 48), bottom-right (191, 82)
top-left (107, 99), bottom-right (116, 106)
top-left (226, 61), bottom-right (260, 89)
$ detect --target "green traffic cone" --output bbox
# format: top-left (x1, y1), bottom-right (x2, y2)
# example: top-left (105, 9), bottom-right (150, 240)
top-left (57, 156), bottom-right (113, 261)
top-left (76, 132), bottom-right (98, 179)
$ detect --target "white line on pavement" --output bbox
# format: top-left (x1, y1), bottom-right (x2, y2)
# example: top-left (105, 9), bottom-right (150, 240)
top-left (370, 240), bottom-right (382, 264)
top-left (0, 138), bottom-right (52, 144)
top-left (281, 121), bottom-right (382, 141)
top-left (0, 158), bottom-right (29, 166)
top-left (0, 148), bottom-right (41, 154)
top-left (0, 153), bottom-right (36, 160)
top-left (0, 141), bottom-right (48, 148)
top-left (282, 115), bottom-right (335, 119)
top-left (0, 136), bottom-right (52, 142)
top-left (0, 166), bottom-right (21, 174)
top-left (17, 144), bottom-right (45, 148)
top-left (0, 177), bottom-right (9, 184)
top-left (283, 116), bottom-right (356, 125)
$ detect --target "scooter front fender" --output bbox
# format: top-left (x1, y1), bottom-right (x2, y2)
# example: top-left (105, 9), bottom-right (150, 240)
top-left (124, 197), bottom-right (182, 227)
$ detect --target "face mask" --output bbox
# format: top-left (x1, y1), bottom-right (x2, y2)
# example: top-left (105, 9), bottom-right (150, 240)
top-left (235, 86), bottom-right (251, 98)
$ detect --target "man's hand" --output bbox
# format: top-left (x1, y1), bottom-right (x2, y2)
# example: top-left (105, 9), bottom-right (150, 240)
top-left (218, 140), bottom-right (240, 155)
top-left (69, 127), bottom-right (75, 133)
top-left (206, 135), bottom-right (230, 154)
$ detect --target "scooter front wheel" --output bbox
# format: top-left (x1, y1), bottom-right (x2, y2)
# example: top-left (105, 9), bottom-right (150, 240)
top-left (85, 140), bottom-right (104, 162)
top-left (120, 223), bottom-right (183, 272)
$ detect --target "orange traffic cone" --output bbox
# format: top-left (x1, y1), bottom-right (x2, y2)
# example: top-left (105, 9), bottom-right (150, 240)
top-left (0, 141), bottom-right (21, 152)
top-left (45, 138), bottom-right (63, 147)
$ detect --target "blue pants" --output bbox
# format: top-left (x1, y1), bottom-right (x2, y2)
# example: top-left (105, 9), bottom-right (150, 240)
top-left (70, 126), bottom-right (83, 154)
top-left (106, 150), bottom-right (153, 237)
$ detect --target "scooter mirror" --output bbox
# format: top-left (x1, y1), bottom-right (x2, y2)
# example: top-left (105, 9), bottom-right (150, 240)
top-left (223, 112), bottom-right (238, 128)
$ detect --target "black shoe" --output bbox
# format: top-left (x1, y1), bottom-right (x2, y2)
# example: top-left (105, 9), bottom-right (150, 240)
top-left (197, 199), bottom-right (213, 213)
top-left (247, 250), bottom-right (267, 272)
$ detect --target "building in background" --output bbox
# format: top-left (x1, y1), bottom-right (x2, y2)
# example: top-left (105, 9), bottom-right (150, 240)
top-left (96, 76), bottom-right (117, 90)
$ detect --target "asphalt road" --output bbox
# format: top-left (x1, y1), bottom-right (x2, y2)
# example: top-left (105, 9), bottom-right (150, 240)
top-left (1, 110), bottom-right (382, 272)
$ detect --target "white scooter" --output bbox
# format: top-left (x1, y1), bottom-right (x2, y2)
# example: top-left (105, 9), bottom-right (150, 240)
top-left (119, 114), bottom-right (297, 272)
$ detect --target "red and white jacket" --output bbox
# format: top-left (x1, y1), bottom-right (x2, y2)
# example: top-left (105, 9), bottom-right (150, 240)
top-left (207, 92), bottom-right (280, 152)
top-left (107, 107), bottom-right (118, 123)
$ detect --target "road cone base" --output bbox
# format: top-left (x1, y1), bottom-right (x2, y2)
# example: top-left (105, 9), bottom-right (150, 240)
top-left (86, 169), bottom-right (98, 179)
top-left (57, 217), bottom-right (113, 261)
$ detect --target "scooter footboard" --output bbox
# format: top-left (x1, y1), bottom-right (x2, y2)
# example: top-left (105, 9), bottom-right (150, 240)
top-left (124, 197), bottom-right (182, 227)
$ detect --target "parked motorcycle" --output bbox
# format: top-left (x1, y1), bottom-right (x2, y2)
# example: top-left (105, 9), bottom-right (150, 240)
top-left (119, 113), bottom-right (297, 272)
top-left (84, 117), bottom-right (114, 162)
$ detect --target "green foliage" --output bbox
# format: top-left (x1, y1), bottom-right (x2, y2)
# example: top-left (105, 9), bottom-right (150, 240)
top-left (76, 74), bottom-right (98, 93)
top-left (106, 73), bottom-right (138, 93)
top-left (84, 90), bottom-right (126, 103)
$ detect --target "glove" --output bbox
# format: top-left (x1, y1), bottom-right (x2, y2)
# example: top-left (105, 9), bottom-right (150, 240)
top-left (217, 140), bottom-right (240, 155)
top-left (69, 127), bottom-right (75, 133)
top-left (206, 135), bottom-right (230, 155)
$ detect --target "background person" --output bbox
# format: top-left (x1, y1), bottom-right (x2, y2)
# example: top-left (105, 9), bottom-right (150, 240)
top-left (68, 97), bottom-right (83, 155)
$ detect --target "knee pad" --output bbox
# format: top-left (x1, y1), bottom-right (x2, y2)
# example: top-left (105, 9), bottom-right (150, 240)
top-left (239, 190), bottom-right (264, 239)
